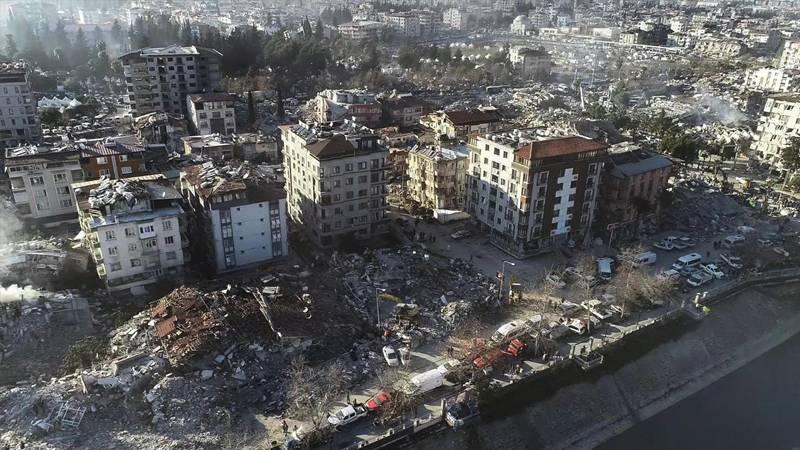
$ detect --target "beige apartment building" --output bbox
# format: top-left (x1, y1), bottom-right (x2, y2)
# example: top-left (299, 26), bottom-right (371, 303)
top-left (751, 94), bottom-right (800, 172)
top-left (407, 144), bottom-right (469, 211)
top-left (281, 120), bottom-right (389, 247)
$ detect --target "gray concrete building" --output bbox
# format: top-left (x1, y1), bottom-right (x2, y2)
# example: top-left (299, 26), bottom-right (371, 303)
top-left (0, 63), bottom-right (41, 149)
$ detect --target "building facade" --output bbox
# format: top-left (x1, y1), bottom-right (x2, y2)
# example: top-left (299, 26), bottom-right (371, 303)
top-left (407, 144), bottom-right (469, 211)
top-left (79, 135), bottom-right (150, 181)
top-left (422, 108), bottom-right (505, 141)
top-left (510, 47), bottom-right (552, 80)
top-left (314, 90), bottom-right (383, 128)
top-left (281, 121), bottom-right (389, 247)
top-left (466, 133), bottom-right (608, 257)
top-left (751, 94), bottom-right (800, 172)
top-left (180, 161), bottom-right (288, 273)
top-left (74, 174), bottom-right (187, 294)
top-left (597, 144), bottom-right (672, 243)
top-left (120, 45), bottom-right (223, 117)
top-left (380, 95), bottom-right (430, 128)
top-left (695, 38), bottom-right (745, 59)
top-left (744, 67), bottom-right (800, 93)
top-left (186, 93), bottom-right (236, 135)
top-left (443, 8), bottom-right (464, 30)
top-left (778, 40), bottom-right (800, 69)
top-left (0, 63), bottom-right (41, 149)
top-left (181, 134), bottom-right (235, 160)
top-left (336, 21), bottom-right (384, 40)
top-left (5, 144), bottom-right (83, 225)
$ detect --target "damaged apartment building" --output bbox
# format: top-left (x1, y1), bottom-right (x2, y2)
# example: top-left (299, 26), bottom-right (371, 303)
top-left (281, 120), bottom-right (389, 247)
top-left (407, 144), bottom-right (469, 211)
top-left (73, 174), bottom-right (188, 294)
top-left (180, 161), bottom-right (288, 273)
top-left (421, 107), bottom-right (505, 141)
top-left (466, 132), bottom-right (608, 257)
top-left (5, 143), bottom-right (84, 226)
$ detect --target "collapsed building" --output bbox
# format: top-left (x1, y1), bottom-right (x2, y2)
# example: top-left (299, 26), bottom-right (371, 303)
top-left (180, 161), bottom-right (288, 274)
top-left (73, 174), bottom-right (188, 294)
top-left (406, 143), bottom-right (469, 212)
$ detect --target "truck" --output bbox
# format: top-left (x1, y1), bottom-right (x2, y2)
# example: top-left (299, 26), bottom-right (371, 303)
top-left (405, 369), bottom-right (445, 395)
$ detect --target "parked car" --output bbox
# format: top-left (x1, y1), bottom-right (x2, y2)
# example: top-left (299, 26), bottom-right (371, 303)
top-left (366, 391), bottom-right (392, 412)
top-left (654, 240), bottom-right (674, 251)
top-left (700, 263), bottom-right (726, 279)
top-left (773, 246), bottom-right (790, 257)
top-left (328, 405), bottom-right (368, 427)
top-left (580, 299), bottom-right (614, 321)
top-left (657, 269), bottom-right (681, 281)
top-left (491, 321), bottom-right (525, 343)
top-left (450, 230), bottom-right (471, 240)
top-left (382, 346), bottom-right (400, 366)
top-left (720, 253), bottom-right (743, 270)
top-left (546, 322), bottom-right (571, 340)
top-left (686, 271), bottom-right (713, 288)
top-left (671, 240), bottom-right (689, 250)
top-left (678, 236), bottom-right (697, 247)
top-left (558, 300), bottom-right (582, 316)
top-left (596, 257), bottom-right (615, 281)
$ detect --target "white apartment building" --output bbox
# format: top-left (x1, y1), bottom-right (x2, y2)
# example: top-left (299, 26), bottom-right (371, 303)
top-left (336, 21), bottom-right (384, 41)
top-left (120, 45), bottom-right (222, 117)
top-left (466, 132), bottom-right (607, 257)
top-left (744, 67), bottom-right (800, 93)
top-left (281, 120), bottom-right (389, 247)
top-left (778, 40), bottom-right (800, 70)
top-left (443, 8), bottom-right (465, 30)
top-left (751, 94), bottom-right (800, 172)
top-left (5, 144), bottom-right (84, 226)
top-left (385, 12), bottom-right (421, 37)
top-left (0, 63), bottom-right (41, 149)
top-left (74, 174), bottom-right (187, 294)
top-left (186, 93), bottom-right (236, 135)
top-left (181, 161), bottom-right (288, 273)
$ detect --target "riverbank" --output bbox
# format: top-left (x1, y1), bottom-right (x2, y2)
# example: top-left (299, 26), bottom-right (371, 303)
top-left (411, 282), bottom-right (800, 450)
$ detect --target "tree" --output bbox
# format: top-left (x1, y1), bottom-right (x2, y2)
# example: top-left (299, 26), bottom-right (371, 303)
top-left (781, 136), bottom-right (800, 173)
top-left (285, 356), bottom-right (346, 432)
top-left (276, 88), bottom-right (285, 119)
top-left (397, 45), bottom-right (418, 69)
top-left (315, 19), bottom-right (324, 40)
top-left (72, 28), bottom-right (89, 67)
top-left (90, 41), bottom-right (111, 79)
top-left (247, 90), bottom-right (256, 125)
top-left (659, 131), bottom-right (698, 163)
top-left (111, 19), bottom-right (124, 47)
top-left (302, 17), bottom-right (313, 38)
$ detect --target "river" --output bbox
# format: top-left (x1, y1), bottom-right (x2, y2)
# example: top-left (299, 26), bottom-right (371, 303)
top-left (599, 329), bottom-right (800, 450)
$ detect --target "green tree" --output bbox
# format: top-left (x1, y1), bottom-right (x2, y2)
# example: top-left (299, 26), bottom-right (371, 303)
top-left (40, 109), bottom-right (64, 127)
top-left (111, 19), bottom-right (124, 47)
top-left (302, 17), bottom-right (313, 38)
top-left (659, 131), bottom-right (698, 162)
top-left (247, 90), bottom-right (256, 125)
top-left (72, 28), bottom-right (89, 67)
top-left (781, 136), bottom-right (800, 173)
top-left (315, 19), bottom-right (324, 39)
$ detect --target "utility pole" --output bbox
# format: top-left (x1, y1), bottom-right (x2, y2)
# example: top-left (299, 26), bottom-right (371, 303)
top-left (498, 260), bottom-right (516, 302)
top-left (376, 288), bottom-right (386, 331)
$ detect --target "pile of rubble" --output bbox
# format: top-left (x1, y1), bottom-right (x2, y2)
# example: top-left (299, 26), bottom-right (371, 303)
top-left (663, 174), bottom-right (745, 234)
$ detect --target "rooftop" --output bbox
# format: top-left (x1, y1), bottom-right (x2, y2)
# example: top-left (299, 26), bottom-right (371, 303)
top-left (74, 174), bottom-right (182, 223)
top-left (410, 144), bottom-right (469, 161)
top-left (182, 134), bottom-right (234, 147)
top-left (182, 160), bottom-right (285, 202)
top-left (444, 108), bottom-right (503, 126)
top-left (5, 143), bottom-right (80, 160)
top-left (608, 147), bottom-right (672, 178)
top-left (187, 93), bottom-right (236, 103)
top-left (80, 136), bottom-right (147, 158)
top-left (0, 62), bottom-right (27, 74)
top-left (121, 45), bottom-right (222, 59)
top-left (516, 136), bottom-right (609, 160)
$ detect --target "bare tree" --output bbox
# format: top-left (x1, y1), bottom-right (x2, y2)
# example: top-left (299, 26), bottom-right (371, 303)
top-left (285, 356), bottom-right (347, 432)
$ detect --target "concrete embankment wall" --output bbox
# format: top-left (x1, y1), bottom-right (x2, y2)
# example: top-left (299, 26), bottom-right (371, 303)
top-left (413, 282), bottom-right (800, 450)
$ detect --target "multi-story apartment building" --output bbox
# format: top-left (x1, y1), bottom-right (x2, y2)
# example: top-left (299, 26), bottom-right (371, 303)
top-left (5, 144), bottom-right (83, 225)
top-left (74, 174), bottom-right (187, 294)
top-left (314, 90), bottom-right (383, 128)
top-left (0, 63), bottom-right (41, 150)
top-left (443, 8), bottom-right (465, 30)
top-left (336, 21), bottom-right (384, 41)
top-left (510, 47), bottom-right (552, 80)
top-left (597, 144), bottom-right (672, 243)
top-left (120, 45), bottom-right (223, 117)
top-left (421, 108), bottom-right (505, 141)
top-left (778, 40), bottom-right (800, 70)
top-left (695, 38), bottom-right (745, 59)
top-left (281, 120), bottom-right (389, 247)
top-left (744, 67), bottom-right (800, 93)
top-left (415, 10), bottom-right (441, 35)
top-left (751, 94), bottom-right (800, 172)
top-left (466, 132), bottom-right (608, 257)
top-left (180, 161), bottom-right (288, 273)
top-left (380, 94), bottom-right (430, 128)
top-left (407, 144), bottom-right (469, 211)
top-left (186, 93), bottom-right (236, 135)
top-left (384, 12), bottom-right (420, 37)
top-left (79, 135), bottom-right (150, 181)
top-left (133, 112), bottom-right (189, 152)
top-left (234, 133), bottom-right (280, 162)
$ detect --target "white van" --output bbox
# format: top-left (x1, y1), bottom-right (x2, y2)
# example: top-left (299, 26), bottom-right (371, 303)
top-left (491, 320), bottom-right (525, 343)
top-left (635, 251), bottom-right (658, 266)
top-left (405, 369), bottom-right (445, 395)
top-left (597, 257), bottom-right (615, 281)
top-left (672, 253), bottom-right (703, 270)
top-left (723, 235), bottom-right (746, 249)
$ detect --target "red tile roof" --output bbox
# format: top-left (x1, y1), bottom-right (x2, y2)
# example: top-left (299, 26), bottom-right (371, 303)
top-left (515, 136), bottom-right (608, 160)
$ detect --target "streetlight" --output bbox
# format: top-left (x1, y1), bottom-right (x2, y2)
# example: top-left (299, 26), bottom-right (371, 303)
top-left (376, 288), bottom-right (386, 331)
top-left (498, 260), bottom-right (516, 301)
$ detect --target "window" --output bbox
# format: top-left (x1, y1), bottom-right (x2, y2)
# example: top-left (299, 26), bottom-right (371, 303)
top-left (60, 199), bottom-right (73, 208)
top-left (143, 239), bottom-right (157, 249)
top-left (345, 163), bottom-right (353, 171)
top-left (99, 169), bottom-right (111, 177)
top-left (121, 166), bottom-right (133, 175)
top-left (105, 230), bottom-right (116, 241)
top-left (109, 262), bottom-right (122, 272)
top-left (222, 225), bottom-right (233, 238)
top-left (272, 230), bottom-right (282, 243)
top-left (56, 186), bottom-right (70, 195)
top-left (125, 228), bottom-right (136, 238)
top-left (53, 173), bottom-right (67, 183)
top-left (119, 155), bottom-right (128, 162)
top-left (358, 175), bottom-right (367, 183)
top-left (29, 176), bottom-right (44, 185)
top-left (346, 177), bottom-right (354, 185)
top-left (96, 157), bottom-right (108, 164)
top-left (166, 251), bottom-right (177, 261)
top-left (128, 243), bottom-right (138, 252)
top-left (162, 221), bottom-right (172, 231)
top-left (164, 236), bottom-right (175, 245)
top-left (108, 246), bottom-right (119, 256)
top-left (139, 224), bottom-right (155, 234)
top-left (358, 162), bottom-right (367, 169)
